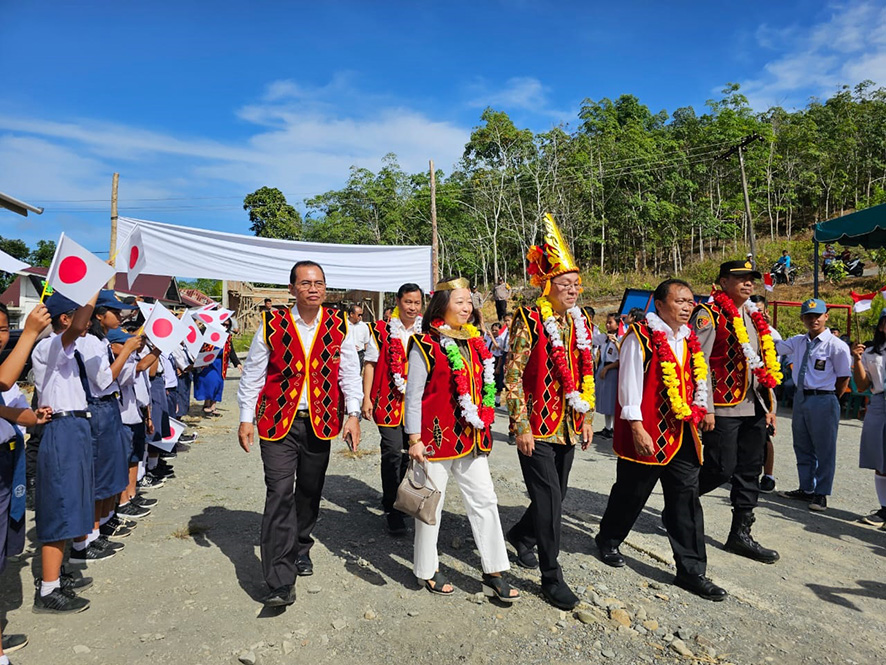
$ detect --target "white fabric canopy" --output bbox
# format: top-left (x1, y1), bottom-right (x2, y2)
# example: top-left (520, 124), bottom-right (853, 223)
top-left (0, 248), bottom-right (29, 274)
top-left (115, 217), bottom-right (432, 292)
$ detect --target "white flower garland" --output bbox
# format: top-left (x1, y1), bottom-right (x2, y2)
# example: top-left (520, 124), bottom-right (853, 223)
top-left (388, 315), bottom-right (421, 394)
top-left (539, 306), bottom-right (594, 414)
top-left (437, 324), bottom-right (495, 429)
top-left (737, 300), bottom-right (765, 371)
top-left (645, 312), bottom-right (708, 413)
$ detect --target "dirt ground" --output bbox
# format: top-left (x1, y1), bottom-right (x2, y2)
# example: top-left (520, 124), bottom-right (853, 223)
top-left (2, 371), bottom-right (884, 665)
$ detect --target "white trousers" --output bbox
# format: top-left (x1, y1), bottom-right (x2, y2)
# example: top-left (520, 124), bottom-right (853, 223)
top-left (413, 455), bottom-right (510, 580)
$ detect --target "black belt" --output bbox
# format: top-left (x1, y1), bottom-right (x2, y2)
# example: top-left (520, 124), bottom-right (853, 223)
top-left (295, 409), bottom-right (310, 419)
top-left (53, 410), bottom-right (91, 419)
top-left (803, 389), bottom-right (835, 396)
top-left (88, 393), bottom-right (119, 403)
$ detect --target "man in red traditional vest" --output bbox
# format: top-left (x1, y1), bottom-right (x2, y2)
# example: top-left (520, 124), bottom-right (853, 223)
top-left (690, 260), bottom-right (780, 564)
top-left (237, 261), bottom-right (363, 608)
top-left (596, 279), bottom-right (727, 601)
top-left (504, 213), bottom-right (596, 611)
top-left (361, 282), bottom-right (424, 536)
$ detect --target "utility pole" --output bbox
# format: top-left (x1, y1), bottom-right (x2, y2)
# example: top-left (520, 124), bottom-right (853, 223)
top-left (717, 134), bottom-right (763, 262)
top-left (108, 172), bottom-right (119, 288)
top-left (429, 159), bottom-right (439, 286)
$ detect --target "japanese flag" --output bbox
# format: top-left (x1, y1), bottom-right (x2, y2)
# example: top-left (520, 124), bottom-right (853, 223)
top-left (125, 226), bottom-right (147, 282)
top-left (46, 233), bottom-right (115, 306)
top-left (152, 417), bottom-right (185, 453)
top-left (193, 308), bottom-right (225, 326)
top-left (144, 301), bottom-right (189, 354)
top-left (194, 348), bottom-right (220, 368)
top-left (763, 272), bottom-right (773, 292)
top-left (137, 301), bottom-right (155, 319)
top-left (181, 314), bottom-right (203, 358)
top-left (202, 323), bottom-right (229, 349)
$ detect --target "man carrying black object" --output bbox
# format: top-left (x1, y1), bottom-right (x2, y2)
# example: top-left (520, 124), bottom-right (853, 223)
top-left (237, 261), bottom-right (363, 608)
top-left (595, 279), bottom-right (727, 601)
top-left (690, 260), bottom-right (780, 564)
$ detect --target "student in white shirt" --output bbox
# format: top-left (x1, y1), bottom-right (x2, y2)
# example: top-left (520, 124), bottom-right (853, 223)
top-left (348, 303), bottom-right (372, 367)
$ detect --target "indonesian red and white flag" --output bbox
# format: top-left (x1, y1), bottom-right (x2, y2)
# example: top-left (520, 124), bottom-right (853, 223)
top-left (202, 323), bottom-right (229, 349)
top-left (143, 301), bottom-right (189, 354)
top-left (125, 226), bottom-right (147, 282)
top-left (851, 290), bottom-right (878, 313)
top-left (194, 348), bottom-right (220, 368)
top-left (763, 272), bottom-right (773, 292)
top-left (46, 233), bottom-right (115, 306)
top-left (152, 417), bottom-right (185, 453)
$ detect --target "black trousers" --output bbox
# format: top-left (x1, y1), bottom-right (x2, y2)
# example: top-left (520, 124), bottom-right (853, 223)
top-left (698, 402), bottom-right (766, 511)
top-left (495, 299), bottom-right (508, 321)
top-left (259, 418), bottom-right (331, 590)
top-left (597, 434), bottom-right (706, 577)
top-left (509, 440), bottom-right (575, 585)
top-left (378, 425), bottom-right (409, 513)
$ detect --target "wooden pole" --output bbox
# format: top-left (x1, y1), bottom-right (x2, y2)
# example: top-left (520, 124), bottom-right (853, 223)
top-left (108, 172), bottom-right (119, 288)
top-left (737, 148), bottom-right (758, 263)
top-left (429, 159), bottom-right (439, 286)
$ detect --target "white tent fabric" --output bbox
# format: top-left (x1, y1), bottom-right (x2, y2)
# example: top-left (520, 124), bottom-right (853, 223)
top-left (115, 217), bottom-right (433, 292)
top-left (0, 248), bottom-right (29, 274)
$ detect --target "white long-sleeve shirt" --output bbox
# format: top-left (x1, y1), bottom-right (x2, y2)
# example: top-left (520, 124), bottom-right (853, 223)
top-left (619, 312), bottom-right (690, 422)
top-left (76, 333), bottom-right (119, 398)
top-left (237, 306), bottom-right (363, 423)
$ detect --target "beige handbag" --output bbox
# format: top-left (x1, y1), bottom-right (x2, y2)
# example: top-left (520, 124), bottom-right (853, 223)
top-left (393, 460), bottom-right (441, 525)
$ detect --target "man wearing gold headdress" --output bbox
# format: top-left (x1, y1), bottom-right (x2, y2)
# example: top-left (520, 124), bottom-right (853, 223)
top-left (503, 213), bottom-right (596, 610)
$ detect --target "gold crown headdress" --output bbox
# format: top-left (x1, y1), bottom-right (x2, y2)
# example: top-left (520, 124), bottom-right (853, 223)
top-left (526, 213), bottom-right (580, 294)
top-left (435, 277), bottom-right (470, 292)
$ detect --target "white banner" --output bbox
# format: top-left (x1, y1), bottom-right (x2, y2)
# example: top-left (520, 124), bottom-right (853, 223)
top-left (115, 217), bottom-right (432, 292)
top-left (0, 248), bottom-right (29, 275)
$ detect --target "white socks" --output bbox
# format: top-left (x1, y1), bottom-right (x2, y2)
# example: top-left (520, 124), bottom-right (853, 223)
top-left (147, 457), bottom-right (158, 471)
top-left (72, 539), bottom-right (88, 552)
top-left (86, 528), bottom-right (99, 544)
top-left (1, 653), bottom-right (11, 665)
top-left (100, 512), bottom-right (112, 526)
top-left (40, 578), bottom-right (60, 597)
top-left (137, 460), bottom-right (146, 481)
top-left (875, 473), bottom-right (886, 507)
top-left (604, 415), bottom-right (613, 430)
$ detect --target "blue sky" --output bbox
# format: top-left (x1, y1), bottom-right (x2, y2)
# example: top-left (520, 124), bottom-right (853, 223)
top-left (1, 0), bottom-right (884, 255)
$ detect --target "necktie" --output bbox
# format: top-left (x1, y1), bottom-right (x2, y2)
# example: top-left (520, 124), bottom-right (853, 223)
top-left (73, 349), bottom-right (93, 400)
top-left (796, 338), bottom-right (815, 395)
top-left (0, 392), bottom-right (26, 521)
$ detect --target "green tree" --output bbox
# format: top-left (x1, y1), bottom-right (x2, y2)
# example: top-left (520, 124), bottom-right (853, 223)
top-left (243, 187), bottom-right (303, 240)
top-left (29, 239), bottom-right (56, 267)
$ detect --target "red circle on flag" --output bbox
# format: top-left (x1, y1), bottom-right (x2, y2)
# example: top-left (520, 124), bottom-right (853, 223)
top-left (152, 319), bottom-right (174, 338)
top-left (187, 327), bottom-right (197, 343)
top-left (203, 353), bottom-right (215, 362)
top-left (220, 312), bottom-right (229, 321)
top-left (58, 256), bottom-right (88, 284)
top-left (210, 332), bottom-right (220, 342)
top-left (199, 313), bottom-right (213, 322)
top-left (129, 246), bottom-right (140, 269)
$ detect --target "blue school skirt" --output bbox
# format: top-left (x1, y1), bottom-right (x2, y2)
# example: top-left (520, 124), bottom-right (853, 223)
top-left (0, 444), bottom-right (26, 573)
top-left (174, 373), bottom-right (192, 418)
top-left (150, 375), bottom-right (172, 442)
top-left (88, 396), bottom-right (130, 500)
top-left (193, 355), bottom-right (224, 402)
top-left (123, 421), bottom-right (147, 465)
top-left (36, 416), bottom-right (94, 542)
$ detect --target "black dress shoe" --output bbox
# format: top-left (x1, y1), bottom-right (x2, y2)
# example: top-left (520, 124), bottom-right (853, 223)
top-left (674, 574), bottom-right (728, 602)
top-left (296, 555), bottom-right (313, 577)
top-left (506, 529), bottom-right (538, 569)
top-left (386, 511), bottom-right (408, 536)
top-left (264, 585), bottom-right (295, 607)
top-left (594, 535), bottom-right (625, 567)
top-left (541, 581), bottom-right (580, 610)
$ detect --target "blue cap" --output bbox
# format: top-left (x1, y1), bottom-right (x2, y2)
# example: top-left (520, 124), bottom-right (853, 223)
top-left (800, 298), bottom-right (827, 315)
top-left (106, 328), bottom-right (133, 344)
top-left (96, 289), bottom-right (138, 311)
top-left (45, 293), bottom-right (80, 318)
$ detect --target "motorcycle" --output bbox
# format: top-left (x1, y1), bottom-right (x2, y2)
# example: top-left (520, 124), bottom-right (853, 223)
top-left (823, 256), bottom-right (864, 278)
top-left (770, 262), bottom-right (798, 285)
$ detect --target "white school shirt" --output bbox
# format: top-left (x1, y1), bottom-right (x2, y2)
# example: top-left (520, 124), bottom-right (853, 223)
top-left (237, 307), bottom-right (363, 423)
top-left (618, 312), bottom-right (689, 422)
top-left (352, 320), bottom-right (371, 352)
top-left (860, 348), bottom-right (886, 395)
top-left (76, 333), bottom-right (119, 398)
top-left (170, 345), bottom-right (191, 372)
top-left (161, 353), bottom-right (178, 389)
top-left (114, 351), bottom-right (141, 425)
top-left (31, 333), bottom-right (88, 411)
top-left (0, 384), bottom-right (28, 443)
top-left (600, 336), bottom-right (619, 365)
top-left (775, 328), bottom-right (851, 390)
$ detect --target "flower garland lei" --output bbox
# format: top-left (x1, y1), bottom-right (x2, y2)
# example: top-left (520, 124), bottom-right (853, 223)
top-left (711, 290), bottom-right (783, 388)
top-left (432, 319), bottom-right (496, 428)
top-left (645, 312), bottom-right (708, 425)
top-left (387, 307), bottom-right (422, 394)
top-left (536, 297), bottom-right (595, 413)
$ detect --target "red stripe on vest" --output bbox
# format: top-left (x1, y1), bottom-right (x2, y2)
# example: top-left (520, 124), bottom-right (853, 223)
top-left (369, 320), bottom-right (406, 427)
top-left (698, 303), bottom-right (749, 406)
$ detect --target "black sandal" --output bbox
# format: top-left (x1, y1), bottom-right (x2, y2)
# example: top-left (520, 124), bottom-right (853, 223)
top-left (423, 571), bottom-right (454, 596)
top-left (481, 574), bottom-right (520, 603)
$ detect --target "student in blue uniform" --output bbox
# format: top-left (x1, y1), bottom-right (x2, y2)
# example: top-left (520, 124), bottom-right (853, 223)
top-left (74, 290), bottom-right (145, 560)
top-left (0, 301), bottom-right (51, 663)
top-left (776, 298), bottom-right (852, 512)
top-left (31, 291), bottom-right (102, 612)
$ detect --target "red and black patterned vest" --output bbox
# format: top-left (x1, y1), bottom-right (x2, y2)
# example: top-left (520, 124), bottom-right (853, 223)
top-left (256, 307), bottom-right (347, 441)
top-left (368, 320), bottom-right (406, 427)
top-left (409, 332), bottom-right (492, 461)
top-left (693, 302), bottom-right (748, 406)
top-left (613, 322), bottom-right (701, 465)
top-left (221, 337), bottom-right (232, 380)
top-left (516, 305), bottom-right (590, 440)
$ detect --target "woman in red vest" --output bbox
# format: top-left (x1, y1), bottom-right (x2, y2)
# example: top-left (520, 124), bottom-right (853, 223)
top-left (404, 277), bottom-right (519, 602)
top-left (362, 283), bottom-right (424, 536)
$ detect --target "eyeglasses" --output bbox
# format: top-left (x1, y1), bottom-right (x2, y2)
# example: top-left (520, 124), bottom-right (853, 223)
top-left (296, 280), bottom-right (326, 290)
top-left (550, 280), bottom-right (582, 292)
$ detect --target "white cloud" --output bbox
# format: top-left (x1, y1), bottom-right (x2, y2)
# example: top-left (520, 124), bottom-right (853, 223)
top-left (741, 1), bottom-right (886, 109)
top-left (467, 76), bottom-right (571, 121)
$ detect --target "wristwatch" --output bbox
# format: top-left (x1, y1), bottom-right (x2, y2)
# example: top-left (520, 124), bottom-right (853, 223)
top-left (347, 411), bottom-right (361, 421)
